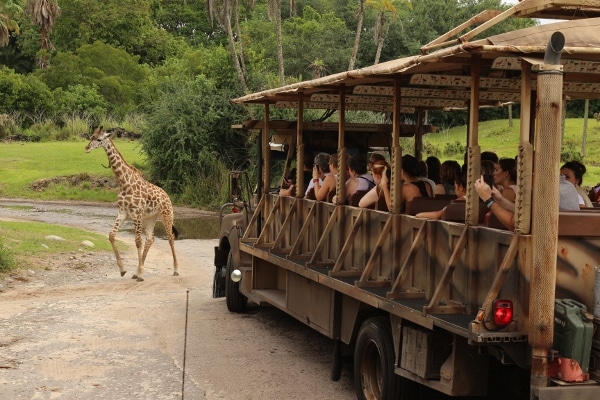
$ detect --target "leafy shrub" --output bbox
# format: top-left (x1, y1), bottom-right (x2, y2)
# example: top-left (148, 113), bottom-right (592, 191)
top-left (561, 140), bottom-right (583, 163)
top-left (0, 239), bottom-right (15, 273)
top-left (22, 119), bottom-right (60, 141)
top-left (444, 141), bottom-right (466, 157)
top-left (423, 141), bottom-right (441, 158)
top-left (0, 113), bottom-right (18, 139)
top-left (141, 75), bottom-right (248, 208)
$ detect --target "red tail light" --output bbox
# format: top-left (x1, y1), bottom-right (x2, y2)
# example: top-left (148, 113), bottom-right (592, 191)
top-left (232, 206), bottom-right (239, 213)
top-left (493, 300), bottom-right (513, 325)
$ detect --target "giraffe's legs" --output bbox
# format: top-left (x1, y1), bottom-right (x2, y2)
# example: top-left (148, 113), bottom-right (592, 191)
top-left (168, 228), bottom-right (179, 276)
top-left (161, 210), bottom-right (179, 276)
top-left (131, 219), bottom-right (145, 282)
top-left (109, 211), bottom-right (128, 277)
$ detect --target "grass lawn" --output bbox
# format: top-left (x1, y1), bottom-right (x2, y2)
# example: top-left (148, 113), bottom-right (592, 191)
top-left (424, 118), bottom-right (600, 188)
top-left (1, 119), bottom-right (600, 203)
top-left (0, 139), bottom-right (146, 201)
top-left (0, 219), bottom-right (126, 273)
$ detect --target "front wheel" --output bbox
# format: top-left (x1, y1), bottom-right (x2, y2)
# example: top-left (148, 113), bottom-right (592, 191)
top-left (354, 316), bottom-right (403, 400)
top-left (225, 251), bottom-right (247, 312)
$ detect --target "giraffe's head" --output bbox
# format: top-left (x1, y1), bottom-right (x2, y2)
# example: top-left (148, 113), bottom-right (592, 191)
top-left (85, 126), bottom-right (113, 153)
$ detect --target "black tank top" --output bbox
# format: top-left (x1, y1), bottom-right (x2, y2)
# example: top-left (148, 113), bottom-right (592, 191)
top-left (412, 180), bottom-right (431, 197)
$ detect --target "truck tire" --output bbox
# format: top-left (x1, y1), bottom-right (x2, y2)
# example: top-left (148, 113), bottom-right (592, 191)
top-left (225, 251), bottom-right (247, 312)
top-left (354, 316), bottom-right (401, 400)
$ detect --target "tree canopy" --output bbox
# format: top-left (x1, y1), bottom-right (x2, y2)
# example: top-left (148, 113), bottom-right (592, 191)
top-left (0, 0), bottom-right (544, 206)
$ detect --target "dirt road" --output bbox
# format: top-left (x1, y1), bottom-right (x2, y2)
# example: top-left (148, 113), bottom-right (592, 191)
top-left (0, 200), bottom-right (355, 399)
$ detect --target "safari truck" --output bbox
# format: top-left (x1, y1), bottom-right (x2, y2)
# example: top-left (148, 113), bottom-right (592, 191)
top-left (213, 1), bottom-right (600, 399)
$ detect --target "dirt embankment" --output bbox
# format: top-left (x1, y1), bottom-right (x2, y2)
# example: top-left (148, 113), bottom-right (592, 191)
top-left (0, 200), bottom-right (355, 399)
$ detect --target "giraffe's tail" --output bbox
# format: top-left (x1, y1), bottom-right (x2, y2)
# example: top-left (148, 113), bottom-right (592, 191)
top-left (172, 225), bottom-right (179, 240)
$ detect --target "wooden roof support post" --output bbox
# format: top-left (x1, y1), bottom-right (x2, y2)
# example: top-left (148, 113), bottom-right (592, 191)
top-left (465, 54), bottom-right (481, 226)
top-left (391, 78), bottom-right (403, 281)
top-left (415, 109), bottom-right (424, 161)
top-left (391, 78), bottom-right (403, 215)
top-left (529, 31), bottom-right (565, 392)
top-left (263, 104), bottom-right (271, 195)
top-left (296, 94), bottom-right (305, 198)
top-left (337, 85), bottom-right (347, 204)
top-left (516, 63), bottom-right (533, 234)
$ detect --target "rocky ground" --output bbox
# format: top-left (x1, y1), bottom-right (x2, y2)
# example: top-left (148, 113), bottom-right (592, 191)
top-left (0, 199), bottom-right (356, 399)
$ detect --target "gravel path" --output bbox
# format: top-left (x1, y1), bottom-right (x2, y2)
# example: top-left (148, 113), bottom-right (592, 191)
top-left (0, 199), bottom-right (356, 399)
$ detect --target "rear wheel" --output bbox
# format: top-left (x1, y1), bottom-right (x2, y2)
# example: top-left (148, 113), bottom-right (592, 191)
top-left (354, 316), bottom-right (400, 400)
top-left (225, 251), bottom-right (247, 312)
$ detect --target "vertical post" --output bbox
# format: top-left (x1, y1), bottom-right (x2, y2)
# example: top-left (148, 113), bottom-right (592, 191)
top-left (337, 85), bottom-right (347, 204)
top-left (296, 94), bottom-right (305, 198)
top-left (465, 54), bottom-right (481, 226)
top-left (516, 63), bottom-right (533, 235)
top-left (530, 31), bottom-right (565, 397)
top-left (415, 109), bottom-right (423, 161)
top-left (391, 78), bottom-right (402, 215)
top-left (263, 104), bottom-right (271, 195)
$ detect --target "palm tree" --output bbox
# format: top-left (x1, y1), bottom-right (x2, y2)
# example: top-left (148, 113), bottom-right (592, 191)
top-left (26, 0), bottom-right (60, 68)
top-left (0, 0), bottom-right (22, 47)
top-left (367, 0), bottom-right (410, 65)
top-left (348, 0), bottom-right (366, 71)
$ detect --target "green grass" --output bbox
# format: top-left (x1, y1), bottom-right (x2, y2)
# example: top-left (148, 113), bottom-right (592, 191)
top-left (1, 119), bottom-right (600, 201)
top-left (0, 139), bottom-right (146, 200)
top-left (0, 220), bottom-right (126, 274)
top-left (423, 118), bottom-right (600, 188)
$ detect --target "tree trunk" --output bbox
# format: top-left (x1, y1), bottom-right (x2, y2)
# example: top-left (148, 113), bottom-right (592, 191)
top-left (348, 0), bottom-right (365, 71)
top-left (224, 3), bottom-right (249, 92)
top-left (275, 0), bottom-right (285, 85)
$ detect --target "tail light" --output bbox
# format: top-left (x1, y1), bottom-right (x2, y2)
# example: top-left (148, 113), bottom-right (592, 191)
top-left (493, 299), bottom-right (513, 325)
top-left (232, 206), bottom-right (239, 213)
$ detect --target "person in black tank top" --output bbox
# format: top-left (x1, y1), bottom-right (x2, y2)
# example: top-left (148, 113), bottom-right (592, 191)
top-left (401, 155), bottom-right (432, 213)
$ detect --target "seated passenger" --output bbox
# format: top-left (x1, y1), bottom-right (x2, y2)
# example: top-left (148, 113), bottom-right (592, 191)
top-left (561, 161), bottom-right (593, 207)
top-left (416, 173), bottom-right (467, 220)
top-left (359, 160), bottom-right (391, 210)
top-left (400, 154), bottom-right (432, 212)
top-left (474, 173), bottom-right (581, 230)
top-left (279, 168), bottom-right (297, 197)
top-left (425, 156), bottom-right (441, 185)
top-left (305, 152), bottom-right (330, 199)
top-left (434, 160), bottom-right (461, 196)
top-left (334, 154), bottom-right (375, 204)
top-left (314, 153), bottom-right (338, 201)
top-left (493, 158), bottom-right (517, 202)
top-left (418, 160), bottom-right (436, 194)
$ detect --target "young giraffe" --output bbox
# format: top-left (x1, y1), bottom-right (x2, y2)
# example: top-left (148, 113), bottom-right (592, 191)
top-left (85, 126), bottom-right (178, 281)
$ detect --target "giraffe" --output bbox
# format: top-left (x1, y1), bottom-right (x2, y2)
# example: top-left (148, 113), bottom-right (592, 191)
top-left (85, 126), bottom-right (178, 281)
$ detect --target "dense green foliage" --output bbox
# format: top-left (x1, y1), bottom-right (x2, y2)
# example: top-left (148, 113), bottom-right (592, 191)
top-left (0, 0), bottom-right (547, 208)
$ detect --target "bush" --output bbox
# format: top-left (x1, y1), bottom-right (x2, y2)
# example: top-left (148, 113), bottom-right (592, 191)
top-left (0, 239), bottom-right (16, 273)
top-left (0, 113), bottom-right (18, 140)
top-left (444, 141), bottom-right (466, 157)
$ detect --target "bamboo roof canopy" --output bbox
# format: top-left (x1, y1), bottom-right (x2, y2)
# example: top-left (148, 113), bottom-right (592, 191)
top-left (232, 0), bottom-right (600, 113)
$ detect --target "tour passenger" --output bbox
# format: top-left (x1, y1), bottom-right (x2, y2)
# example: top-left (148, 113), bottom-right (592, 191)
top-left (401, 154), bottom-right (433, 202)
top-left (560, 161), bottom-right (593, 207)
top-left (333, 154), bottom-right (374, 204)
top-left (416, 173), bottom-right (467, 220)
top-left (314, 153), bottom-right (338, 202)
top-left (475, 173), bottom-right (581, 230)
top-left (368, 152), bottom-right (386, 172)
top-left (305, 152), bottom-right (330, 198)
top-left (493, 158), bottom-right (517, 202)
top-left (425, 156), bottom-right (442, 185)
top-left (434, 160), bottom-right (461, 196)
top-left (279, 168), bottom-right (297, 197)
top-left (358, 160), bottom-right (391, 210)
top-left (419, 160), bottom-right (437, 194)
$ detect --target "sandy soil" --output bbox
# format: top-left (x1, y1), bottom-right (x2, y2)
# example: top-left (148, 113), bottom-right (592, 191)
top-left (0, 199), bottom-right (355, 399)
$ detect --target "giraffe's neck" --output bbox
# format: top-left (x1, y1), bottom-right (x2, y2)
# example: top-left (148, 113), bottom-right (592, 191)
top-left (103, 140), bottom-right (138, 185)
